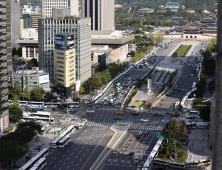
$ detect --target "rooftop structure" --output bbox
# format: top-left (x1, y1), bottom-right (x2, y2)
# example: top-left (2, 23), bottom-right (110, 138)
top-left (138, 8), bottom-right (155, 13)
top-left (165, 2), bottom-right (180, 9)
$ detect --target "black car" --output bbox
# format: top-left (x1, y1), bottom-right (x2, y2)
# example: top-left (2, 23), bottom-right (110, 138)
top-left (131, 112), bottom-right (139, 115)
top-left (128, 152), bottom-right (134, 157)
top-left (108, 102), bottom-right (112, 106)
top-left (171, 112), bottom-right (180, 116)
top-left (113, 117), bottom-right (122, 120)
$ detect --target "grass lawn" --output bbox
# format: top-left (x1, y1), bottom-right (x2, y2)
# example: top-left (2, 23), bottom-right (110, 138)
top-left (133, 102), bottom-right (143, 108)
top-left (176, 45), bottom-right (191, 57)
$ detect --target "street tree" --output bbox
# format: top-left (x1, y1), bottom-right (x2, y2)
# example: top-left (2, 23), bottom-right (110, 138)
top-left (9, 105), bottom-right (23, 122)
top-left (14, 81), bottom-right (22, 98)
top-left (79, 86), bottom-right (85, 94)
top-left (155, 34), bottom-right (164, 45)
top-left (23, 86), bottom-right (31, 101)
top-left (32, 87), bottom-right (43, 101)
top-left (45, 92), bottom-right (54, 102)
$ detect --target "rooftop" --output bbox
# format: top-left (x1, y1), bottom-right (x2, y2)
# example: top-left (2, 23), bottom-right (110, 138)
top-left (166, 2), bottom-right (180, 6)
top-left (138, 8), bottom-right (155, 11)
top-left (13, 67), bottom-right (48, 76)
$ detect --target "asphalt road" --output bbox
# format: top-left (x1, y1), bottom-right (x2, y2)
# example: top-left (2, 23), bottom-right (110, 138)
top-left (99, 130), bottom-right (159, 170)
top-left (43, 125), bottom-right (111, 170)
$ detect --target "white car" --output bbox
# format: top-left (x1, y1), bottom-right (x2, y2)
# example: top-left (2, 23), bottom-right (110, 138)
top-left (140, 119), bottom-right (149, 122)
top-left (87, 110), bottom-right (95, 113)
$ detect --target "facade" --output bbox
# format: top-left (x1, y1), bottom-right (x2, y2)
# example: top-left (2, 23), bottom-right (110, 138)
top-left (38, 9), bottom-right (91, 84)
top-left (54, 33), bottom-right (76, 99)
top-left (138, 8), bottom-right (155, 13)
top-left (42, 0), bottom-right (79, 18)
top-left (91, 30), bottom-right (134, 63)
top-left (12, 67), bottom-right (50, 92)
top-left (0, 0), bottom-right (9, 132)
top-left (92, 51), bottom-right (107, 72)
top-left (11, 0), bottom-right (20, 47)
top-left (82, 0), bottom-right (115, 31)
top-left (12, 60), bottom-right (27, 72)
top-left (165, 2), bottom-right (180, 9)
top-left (30, 12), bottom-right (41, 31)
top-left (15, 28), bottom-right (38, 60)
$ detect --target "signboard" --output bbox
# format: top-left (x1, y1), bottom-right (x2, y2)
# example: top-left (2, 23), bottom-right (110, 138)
top-left (39, 75), bottom-right (49, 84)
top-left (55, 34), bottom-right (66, 50)
top-left (156, 135), bottom-right (164, 138)
top-left (66, 34), bottom-right (74, 50)
top-left (3, 115), bottom-right (9, 130)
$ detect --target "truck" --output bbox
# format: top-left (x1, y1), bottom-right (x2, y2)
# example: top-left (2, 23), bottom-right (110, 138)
top-left (196, 68), bottom-right (199, 73)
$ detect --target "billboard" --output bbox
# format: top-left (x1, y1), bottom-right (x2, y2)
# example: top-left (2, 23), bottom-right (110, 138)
top-left (3, 115), bottom-right (9, 130)
top-left (39, 75), bottom-right (49, 84)
top-left (55, 34), bottom-right (66, 50)
top-left (66, 34), bottom-right (74, 50)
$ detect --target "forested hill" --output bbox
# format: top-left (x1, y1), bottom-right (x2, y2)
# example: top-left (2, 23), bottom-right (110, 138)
top-left (115, 0), bottom-right (216, 13)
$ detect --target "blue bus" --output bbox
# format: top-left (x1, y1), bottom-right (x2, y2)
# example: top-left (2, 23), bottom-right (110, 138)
top-left (27, 107), bottom-right (44, 112)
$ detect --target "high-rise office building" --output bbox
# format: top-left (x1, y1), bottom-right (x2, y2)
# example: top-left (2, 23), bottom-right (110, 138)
top-left (0, 1), bottom-right (9, 132)
top-left (54, 33), bottom-right (76, 99)
top-left (30, 12), bottom-right (41, 31)
top-left (11, 0), bottom-right (20, 47)
top-left (42, 0), bottom-right (79, 18)
top-left (38, 9), bottom-right (91, 84)
top-left (82, 0), bottom-right (115, 31)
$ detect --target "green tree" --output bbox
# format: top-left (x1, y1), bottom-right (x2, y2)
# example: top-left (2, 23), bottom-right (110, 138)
top-left (14, 81), bottom-right (22, 98)
top-left (45, 92), bottom-right (54, 102)
top-left (9, 105), bottom-right (23, 122)
top-left (23, 86), bottom-right (31, 101)
top-left (199, 106), bottom-right (210, 121)
top-left (79, 86), bottom-right (85, 94)
top-left (155, 34), bottom-right (164, 45)
top-left (12, 47), bottom-right (16, 56)
top-left (196, 74), bottom-right (207, 91)
top-left (28, 58), bottom-right (38, 67)
top-left (17, 120), bottom-right (44, 136)
top-left (32, 87), bottom-right (43, 101)
top-left (13, 55), bottom-right (19, 60)
top-left (208, 79), bottom-right (215, 93)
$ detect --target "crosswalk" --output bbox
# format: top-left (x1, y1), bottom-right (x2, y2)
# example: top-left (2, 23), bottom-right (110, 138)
top-left (148, 110), bottom-right (167, 114)
top-left (85, 122), bottom-right (113, 127)
top-left (95, 107), bottom-right (120, 111)
top-left (130, 125), bottom-right (163, 130)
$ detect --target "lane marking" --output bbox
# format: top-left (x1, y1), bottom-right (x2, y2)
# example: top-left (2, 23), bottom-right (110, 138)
top-left (80, 150), bottom-right (94, 170)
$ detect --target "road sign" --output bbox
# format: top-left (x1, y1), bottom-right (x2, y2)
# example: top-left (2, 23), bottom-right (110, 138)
top-left (156, 135), bottom-right (164, 138)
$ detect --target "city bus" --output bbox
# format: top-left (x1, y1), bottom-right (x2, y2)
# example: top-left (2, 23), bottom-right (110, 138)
top-left (28, 101), bottom-right (44, 107)
top-left (175, 101), bottom-right (180, 109)
top-left (44, 102), bottom-right (61, 107)
top-left (51, 125), bottom-right (75, 148)
top-left (169, 162), bottom-right (186, 169)
top-left (19, 101), bottom-right (28, 106)
top-left (19, 148), bottom-right (47, 170)
top-left (22, 116), bottom-right (55, 124)
top-left (27, 107), bottom-right (44, 112)
top-left (58, 136), bottom-right (70, 147)
top-left (32, 158), bottom-right (47, 170)
top-left (63, 102), bottom-right (79, 108)
top-left (37, 148), bottom-right (49, 158)
top-left (29, 111), bottom-right (51, 118)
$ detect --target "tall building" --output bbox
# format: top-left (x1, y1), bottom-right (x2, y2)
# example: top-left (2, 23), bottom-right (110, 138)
top-left (30, 12), bottom-right (41, 31)
top-left (42, 0), bottom-right (79, 18)
top-left (82, 0), bottom-right (115, 31)
top-left (11, 0), bottom-right (20, 47)
top-left (38, 9), bottom-right (91, 84)
top-left (0, 1), bottom-right (9, 132)
top-left (54, 33), bottom-right (76, 99)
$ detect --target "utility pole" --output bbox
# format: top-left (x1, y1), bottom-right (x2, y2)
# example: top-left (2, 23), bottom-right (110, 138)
top-left (213, 1), bottom-right (222, 169)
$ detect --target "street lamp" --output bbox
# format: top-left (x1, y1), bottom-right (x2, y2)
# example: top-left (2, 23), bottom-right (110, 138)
top-left (173, 140), bottom-right (177, 161)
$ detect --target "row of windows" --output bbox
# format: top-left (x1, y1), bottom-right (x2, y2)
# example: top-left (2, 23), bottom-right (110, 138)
top-left (69, 60), bottom-right (74, 64)
top-left (69, 64), bottom-right (74, 68)
top-left (57, 69), bottom-right (64, 73)
top-left (58, 78), bottom-right (63, 82)
top-left (69, 73), bottom-right (74, 77)
top-left (70, 69), bottom-right (74, 73)
top-left (70, 78), bottom-right (74, 81)
top-left (57, 65), bottom-right (64, 69)
top-left (57, 61), bottom-right (64, 64)
top-left (57, 56), bottom-right (64, 60)
top-left (69, 56), bottom-right (74, 59)
top-left (57, 74), bottom-right (64, 77)
top-left (57, 52), bottom-right (64, 55)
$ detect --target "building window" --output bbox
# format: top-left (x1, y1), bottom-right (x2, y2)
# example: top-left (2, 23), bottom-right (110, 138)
top-left (69, 64), bottom-right (74, 68)
top-left (57, 61), bottom-right (64, 64)
top-left (69, 52), bottom-right (74, 55)
top-left (69, 56), bottom-right (74, 59)
top-left (57, 65), bottom-right (64, 69)
top-left (58, 78), bottom-right (63, 82)
top-left (57, 52), bottom-right (64, 55)
top-left (70, 78), bottom-right (74, 81)
top-left (69, 73), bottom-right (74, 77)
top-left (57, 56), bottom-right (64, 60)
top-left (57, 69), bottom-right (64, 73)
top-left (69, 60), bottom-right (74, 64)
top-left (69, 69), bottom-right (74, 72)
top-left (57, 74), bottom-right (64, 77)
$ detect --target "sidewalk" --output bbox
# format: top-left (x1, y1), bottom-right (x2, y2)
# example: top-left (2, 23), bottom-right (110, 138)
top-left (186, 129), bottom-right (212, 169)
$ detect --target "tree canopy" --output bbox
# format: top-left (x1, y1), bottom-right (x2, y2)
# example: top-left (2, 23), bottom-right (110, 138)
top-left (32, 87), bottom-right (44, 101)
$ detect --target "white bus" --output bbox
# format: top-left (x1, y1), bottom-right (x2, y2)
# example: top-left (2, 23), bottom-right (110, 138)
top-left (51, 125), bottom-right (75, 148)
top-left (175, 101), bottom-right (180, 109)
top-left (58, 136), bottom-right (70, 147)
top-left (19, 101), bottom-right (28, 106)
top-left (28, 101), bottom-right (44, 107)
top-left (152, 158), bottom-right (169, 166)
top-left (29, 111), bottom-right (51, 118)
top-left (32, 158), bottom-right (47, 170)
top-left (22, 116), bottom-right (54, 124)
top-left (169, 162), bottom-right (186, 169)
top-left (37, 148), bottom-right (49, 158)
top-left (63, 102), bottom-right (79, 108)
top-left (190, 110), bottom-right (199, 115)
top-left (44, 102), bottom-right (61, 107)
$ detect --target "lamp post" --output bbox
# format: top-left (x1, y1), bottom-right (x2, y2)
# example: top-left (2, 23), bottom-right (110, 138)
top-left (173, 140), bottom-right (177, 161)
